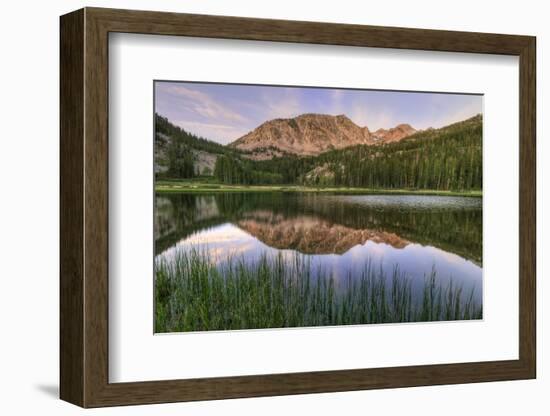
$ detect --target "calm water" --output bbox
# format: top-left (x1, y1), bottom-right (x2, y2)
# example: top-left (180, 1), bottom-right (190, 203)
top-left (155, 193), bottom-right (482, 305)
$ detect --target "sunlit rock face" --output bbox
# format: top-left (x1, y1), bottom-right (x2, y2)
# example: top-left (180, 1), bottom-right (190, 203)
top-left (229, 113), bottom-right (416, 159)
top-left (371, 123), bottom-right (416, 143)
top-left (237, 211), bottom-right (410, 255)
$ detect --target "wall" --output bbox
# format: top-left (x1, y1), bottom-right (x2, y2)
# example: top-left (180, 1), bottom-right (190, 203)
top-left (0, 0), bottom-right (546, 414)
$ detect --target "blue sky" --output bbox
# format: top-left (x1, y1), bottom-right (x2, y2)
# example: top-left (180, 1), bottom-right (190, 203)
top-left (155, 81), bottom-right (482, 145)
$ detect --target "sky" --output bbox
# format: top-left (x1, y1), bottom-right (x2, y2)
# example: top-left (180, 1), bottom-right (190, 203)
top-left (155, 81), bottom-right (482, 145)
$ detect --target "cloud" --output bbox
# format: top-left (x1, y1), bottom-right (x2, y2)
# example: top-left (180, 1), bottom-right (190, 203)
top-left (427, 98), bottom-right (482, 129)
top-left (157, 83), bottom-right (248, 123)
top-left (329, 89), bottom-right (346, 115)
top-left (348, 103), bottom-right (395, 131)
top-left (262, 88), bottom-right (302, 119)
top-left (172, 119), bottom-right (249, 144)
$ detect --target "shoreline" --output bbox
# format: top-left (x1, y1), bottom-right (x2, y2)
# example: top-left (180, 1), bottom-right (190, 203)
top-left (155, 181), bottom-right (482, 197)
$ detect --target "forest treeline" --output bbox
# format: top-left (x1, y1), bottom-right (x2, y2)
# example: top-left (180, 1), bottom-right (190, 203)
top-left (155, 114), bottom-right (240, 178)
top-left (156, 114), bottom-right (238, 156)
top-left (155, 113), bottom-right (482, 191)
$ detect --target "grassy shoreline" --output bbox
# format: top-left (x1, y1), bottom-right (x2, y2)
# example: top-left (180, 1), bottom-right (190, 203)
top-left (155, 180), bottom-right (482, 197)
top-left (155, 249), bottom-right (482, 333)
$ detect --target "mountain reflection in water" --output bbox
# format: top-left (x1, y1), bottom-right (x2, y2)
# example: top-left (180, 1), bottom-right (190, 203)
top-left (236, 212), bottom-right (409, 254)
top-left (155, 192), bottom-right (482, 303)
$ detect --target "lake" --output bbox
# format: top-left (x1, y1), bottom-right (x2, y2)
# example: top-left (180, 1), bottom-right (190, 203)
top-left (154, 192), bottom-right (483, 331)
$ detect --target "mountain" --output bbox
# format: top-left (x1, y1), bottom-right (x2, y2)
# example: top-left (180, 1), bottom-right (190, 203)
top-left (155, 112), bottom-right (482, 192)
top-left (372, 123), bottom-right (416, 143)
top-left (228, 113), bottom-right (416, 159)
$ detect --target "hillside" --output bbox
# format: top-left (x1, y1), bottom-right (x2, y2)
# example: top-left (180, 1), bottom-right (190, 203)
top-left (242, 114), bottom-right (483, 189)
top-left (229, 113), bottom-right (416, 159)
top-left (155, 114), bottom-right (238, 177)
top-left (155, 112), bottom-right (482, 192)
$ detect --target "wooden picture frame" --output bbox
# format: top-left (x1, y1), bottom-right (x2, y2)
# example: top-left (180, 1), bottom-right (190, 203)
top-left (60, 7), bottom-right (536, 408)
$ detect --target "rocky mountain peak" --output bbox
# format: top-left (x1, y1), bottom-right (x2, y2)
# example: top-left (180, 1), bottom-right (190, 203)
top-left (229, 113), bottom-right (416, 159)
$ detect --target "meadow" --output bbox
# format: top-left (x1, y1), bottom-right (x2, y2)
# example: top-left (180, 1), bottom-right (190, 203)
top-left (155, 179), bottom-right (482, 197)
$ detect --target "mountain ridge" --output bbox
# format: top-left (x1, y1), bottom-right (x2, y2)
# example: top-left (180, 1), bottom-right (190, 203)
top-left (155, 113), bottom-right (482, 192)
top-left (228, 113), bottom-right (417, 159)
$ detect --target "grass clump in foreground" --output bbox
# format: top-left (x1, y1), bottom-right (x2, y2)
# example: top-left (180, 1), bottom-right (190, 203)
top-left (155, 250), bottom-right (482, 333)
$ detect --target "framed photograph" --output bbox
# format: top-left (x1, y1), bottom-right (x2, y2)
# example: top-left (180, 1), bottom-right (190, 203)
top-left (60, 7), bottom-right (536, 407)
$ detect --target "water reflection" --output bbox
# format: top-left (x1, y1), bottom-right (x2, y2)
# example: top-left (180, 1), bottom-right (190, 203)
top-left (155, 192), bottom-right (482, 304)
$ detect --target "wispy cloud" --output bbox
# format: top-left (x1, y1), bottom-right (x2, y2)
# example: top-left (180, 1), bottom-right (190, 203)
top-left (330, 89), bottom-right (345, 115)
top-left (157, 83), bottom-right (248, 123)
top-left (348, 100), bottom-right (395, 131)
top-left (262, 87), bottom-right (302, 119)
top-left (172, 119), bottom-right (249, 145)
top-left (427, 98), bottom-right (482, 129)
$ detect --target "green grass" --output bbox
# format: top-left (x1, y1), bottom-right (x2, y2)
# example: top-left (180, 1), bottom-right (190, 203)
top-left (155, 249), bottom-right (482, 333)
top-left (155, 180), bottom-right (482, 197)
